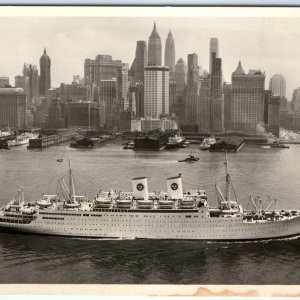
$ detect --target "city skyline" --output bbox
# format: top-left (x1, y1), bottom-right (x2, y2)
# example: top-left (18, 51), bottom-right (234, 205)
top-left (0, 16), bottom-right (300, 99)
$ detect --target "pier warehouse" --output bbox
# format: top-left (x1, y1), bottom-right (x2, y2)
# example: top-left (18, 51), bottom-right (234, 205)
top-left (210, 137), bottom-right (244, 152)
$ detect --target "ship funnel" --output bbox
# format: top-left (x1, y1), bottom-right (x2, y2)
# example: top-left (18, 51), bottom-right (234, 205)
top-left (132, 177), bottom-right (149, 200)
top-left (167, 174), bottom-right (183, 199)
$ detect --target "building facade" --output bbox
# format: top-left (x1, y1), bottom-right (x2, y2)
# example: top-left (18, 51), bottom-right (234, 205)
top-left (269, 74), bottom-right (286, 98)
top-left (175, 58), bottom-right (187, 94)
top-left (39, 48), bottom-right (51, 97)
top-left (184, 53), bottom-right (200, 128)
top-left (99, 79), bottom-right (117, 128)
top-left (144, 66), bottom-right (169, 118)
top-left (198, 73), bottom-right (211, 133)
top-left (116, 64), bottom-right (129, 112)
top-left (209, 38), bottom-right (219, 74)
top-left (0, 88), bottom-right (26, 128)
top-left (84, 55), bottom-right (123, 86)
top-left (0, 77), bottom-right (9, 88)
top-left (148, 22), bottom-right (162, 66)
top-left (210, 54), bottom-right (224, 133)
top-left (230, 61), bottom-right (266, 135)
top-left (264, 91), bottom-right (280, 137)
top-left (23, 63), bottom-right (39, 107)
top-left (164, 30), bottom-right (175, 80)
top-left (133, 41), bottom-right (148, 84)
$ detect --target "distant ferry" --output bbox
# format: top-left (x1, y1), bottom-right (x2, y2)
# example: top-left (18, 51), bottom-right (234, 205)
top-left (0, 155), bottom-right (299, 240)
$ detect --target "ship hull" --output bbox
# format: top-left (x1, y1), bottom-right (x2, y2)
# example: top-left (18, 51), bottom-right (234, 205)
top-left (1, 210), bottom-right (299, 240)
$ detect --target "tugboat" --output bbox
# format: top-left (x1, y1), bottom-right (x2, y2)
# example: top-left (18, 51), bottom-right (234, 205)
top-left (178, 155), bottom-right (199, 163)
top-left (200, 136), bottom-right (216, 151)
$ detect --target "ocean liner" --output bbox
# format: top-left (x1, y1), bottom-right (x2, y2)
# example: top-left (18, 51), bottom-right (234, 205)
top-left (0, 155), bottom-right (299, 240)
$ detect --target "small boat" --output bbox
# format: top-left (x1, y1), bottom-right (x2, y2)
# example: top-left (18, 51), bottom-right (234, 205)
top-left (178, 155), bottom-right (199, 163)
top-left (200, 136), bottom-right (216, 151)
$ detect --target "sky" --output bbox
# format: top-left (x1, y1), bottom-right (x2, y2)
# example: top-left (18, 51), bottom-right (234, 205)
top-left (0, 13), bottom-right (300, 99)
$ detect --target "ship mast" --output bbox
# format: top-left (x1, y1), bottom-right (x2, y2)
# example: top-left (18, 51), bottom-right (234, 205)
top-left (225, 151), bottom-right (231, 209)
top-left (68, 153), bottom-right (76, 201)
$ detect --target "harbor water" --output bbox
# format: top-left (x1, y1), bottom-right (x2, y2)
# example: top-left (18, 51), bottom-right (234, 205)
top-left (0, 142), bottom-right (299, 284)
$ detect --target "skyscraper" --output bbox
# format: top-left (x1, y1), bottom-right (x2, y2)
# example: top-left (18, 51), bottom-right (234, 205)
top-left (99, 79), bottom-right (117, 128)
top-left (184, 53), bottom-right (200, 127)
top-left (198, 73), bottom-right (211, 133)
top-left (164, 30), bottom-right (175, 80)
top-left (133, 41), bottom-right (148, 84)
top-left (39, 48), bottom-right (51, 97)
top-left (269, 74), bottom-right (286, 98)
top-left (209, 38), bottom-right (219, 74)
top-left (116, 64), bottom-right (129, 113)
top-left (175, 58), bottom-right (187, 93)
top-left (210, 54), bottom-right (224, 133)
top-left (23, 63), bottom-right (39, 107)
top-left (230, 61), bottom-right (266, 134)
top-left (144, 66), bottom-right (169, 118)
top-left (148, 22), bottom-right (162, 66)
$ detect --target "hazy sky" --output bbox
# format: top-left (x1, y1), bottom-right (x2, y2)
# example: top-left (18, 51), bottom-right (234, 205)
top-left (0, 15), bottom-right (300, 99)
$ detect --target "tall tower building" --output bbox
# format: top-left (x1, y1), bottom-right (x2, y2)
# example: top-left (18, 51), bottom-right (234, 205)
top-left (230, 61), bottom-right (265, 134)
top-left (210, 54), bottom-right (224, 133)
top-left (23, 63), bottom-right (39, 107)
top-left (175, 58), bottom-right (187, 93)
top-left (164, 30), bottom-right (175, 80)
top-left (148, 22), bottom-right (162, 66)
top-left (39, 48), bottom-right (51, 97)
top-left (133, 41), bottom-right (148, 84)
top-left (269, 74), bottom-right (286, 98)
top-left (116, 64), bottom-right (129, 112)
top-left (144, 66), bottom-right (169, 118)
top-left (184, 53), bottom-right (200, 127)
top-left (198, 73), bottom-right (211, 133)
top-left (209, 38), bottom-right (219, 74)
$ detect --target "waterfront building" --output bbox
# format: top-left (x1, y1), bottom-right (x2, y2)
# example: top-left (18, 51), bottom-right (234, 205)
top-left (127, 87), bottom-right (136, 114)
top-left (132, 41), bottom-right (148, 84)
top-left (210, 54), bottom-right (224, 133)
top-left (67, 101), bottom-right (99, 130)
top-left (264, 91), bottom-right (280, 137)
top-left (26, 109), bottom-right (33, 128)
top-left (209, 38), bottom-right (219, 74)
top-left (0, 88), bottom-right (26, 128)
top-left (164, 30), bottom-right (175, 80)
top-left (84, 55), bottom-right (123, 86)
top-left (198, 73), bottom-right (211, 134)
top-left (144, 66), bottom-right (169, 118)
top-left (39, 48), bottom-right (51, 97)
top-left (148, 22), bottom-right (162, 66)
top-left (46, 98), bottom-right (65, 129)
top-left (184, 53), bottom-right (200, 128)
top-left (139, 116), bottom-right (177, 132)
top-left (175, 58), bottom-right (187, 94)
top-left (269, 74), bottom-right (286, 98)
top-left (32, 97), bottom-right (48, 128)
top-left (0, 77), bottom-right (9, 88)
top-left (230, 61), bottom-right (266, 135)
top-left (99, 79), bottom-right (117, 128)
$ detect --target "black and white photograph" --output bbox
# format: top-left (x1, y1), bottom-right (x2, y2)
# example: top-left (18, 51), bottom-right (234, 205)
top-left (0, 6), bottom-right (299, 294)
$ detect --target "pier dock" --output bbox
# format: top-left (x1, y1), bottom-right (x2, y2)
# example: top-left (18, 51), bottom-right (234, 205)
top-left (27, 131), bottom-right (77, 149)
